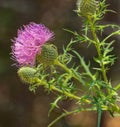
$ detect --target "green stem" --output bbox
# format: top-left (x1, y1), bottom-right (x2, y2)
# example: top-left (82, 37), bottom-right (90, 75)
top-left (88, 17), bottom-right (108, 127)
top-left (88, 17), bottom-right (108, 83)
top-left (48, 108), bottom-right (98, 127)
top-left (54, 60), bottom-right (71, 73)
top-left (48, 113), bottom-right (66, 127)
top-left (97, 108), bottom-right (102, 127)
top-left (36, 79), bottom-right (91, 103)
top-left (54, 60), bottom-right (85, 84)
top-left (48, 110), bottom-right (77, 127)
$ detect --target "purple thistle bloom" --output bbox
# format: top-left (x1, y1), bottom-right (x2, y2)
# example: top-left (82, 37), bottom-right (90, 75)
top-left (11, 22), bottom-right (54, 66)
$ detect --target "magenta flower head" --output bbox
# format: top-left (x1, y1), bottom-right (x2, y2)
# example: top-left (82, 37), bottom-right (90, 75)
top-left (11, 22), bottom-right (54, 66)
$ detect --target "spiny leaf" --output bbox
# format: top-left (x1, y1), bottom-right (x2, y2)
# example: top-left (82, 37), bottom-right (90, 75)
top-left (73, 50), bottom-right (95, 80)
top-left (48, 96), bottom-right (63, 116)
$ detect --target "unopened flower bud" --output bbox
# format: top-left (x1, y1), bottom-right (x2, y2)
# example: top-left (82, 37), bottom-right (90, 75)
top-left (77, 0), bottom-right (98, 17)
top-left (18, 66), bottom-right (37, 84)
top-left (37, 44), bottom-right (58, 65)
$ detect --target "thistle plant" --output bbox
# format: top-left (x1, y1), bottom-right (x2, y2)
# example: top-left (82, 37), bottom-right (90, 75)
top-left (11, 0), bottom-right (120, 127)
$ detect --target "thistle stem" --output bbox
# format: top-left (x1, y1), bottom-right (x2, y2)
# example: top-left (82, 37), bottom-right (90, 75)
top-left (48, 110), bottom-right (78, 127)
top-left (88, 17), bottom-right (108, 83)
top-left (54, 60), bottom-right (85, 84)
top-left (97, 108), bottom-right (102, 127)
top-left (88, 17), bottom-right (108, 127)
top-left (48, 108), bottom-right (96, 127)
top-left (36, 79), bottom-right (91, 103)
top-left (54, 60), bottom-right (71, 73)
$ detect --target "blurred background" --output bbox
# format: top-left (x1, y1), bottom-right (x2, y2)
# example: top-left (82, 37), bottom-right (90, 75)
top-left (0, 0), bottom-right (120, 127)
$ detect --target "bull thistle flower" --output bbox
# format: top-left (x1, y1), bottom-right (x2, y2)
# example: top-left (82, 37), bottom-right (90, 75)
top-left (11, 22), bottom-right (54, 66)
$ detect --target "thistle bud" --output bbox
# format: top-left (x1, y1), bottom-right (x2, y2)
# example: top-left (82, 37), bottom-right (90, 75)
top-left (77, 0), bottom-right (98, 17)
top-left (37, 44), bottom-right (58, 65)
top-left (18, 66), bottom-right (37, 84)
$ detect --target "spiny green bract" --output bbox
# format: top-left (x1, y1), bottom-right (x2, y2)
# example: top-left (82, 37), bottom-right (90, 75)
top-left (76, 0), bottom-right (98, 16)
top-left (18, 66), bottom-right (38, 84)
top-left (37, 44), bottom-right (58, 66)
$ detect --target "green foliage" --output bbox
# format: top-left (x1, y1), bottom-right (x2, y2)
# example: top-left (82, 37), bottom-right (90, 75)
top-left (17, 0), bottom-right (120, 127)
